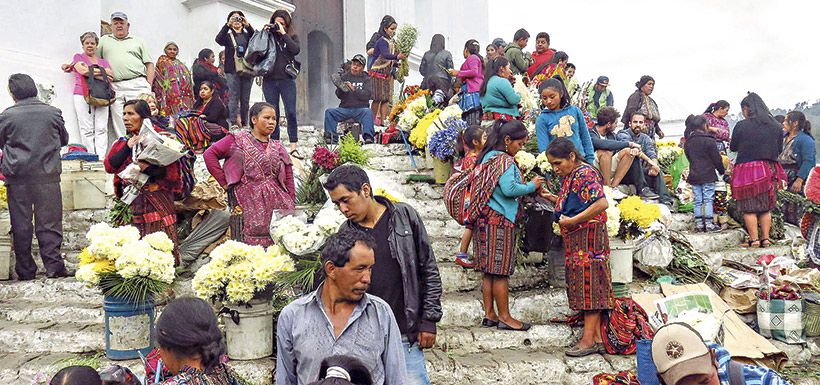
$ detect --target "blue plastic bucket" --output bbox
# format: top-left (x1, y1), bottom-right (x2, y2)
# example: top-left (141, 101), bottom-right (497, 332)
top-left (103, 295), bottom-right (155, 360)
top-left (636, 339), bottom-right (660, 385)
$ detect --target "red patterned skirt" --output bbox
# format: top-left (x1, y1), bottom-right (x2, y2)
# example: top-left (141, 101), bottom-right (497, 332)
top-left (131, 189), bottom-right (180, 265)
top-left (561, 220), bottom-right (614, 311)
top-left (473, 207), bottom-right (517, 276)
top-left (731, 160), bottom-right (785, 213)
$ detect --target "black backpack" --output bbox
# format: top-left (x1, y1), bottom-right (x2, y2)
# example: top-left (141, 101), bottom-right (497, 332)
top-left (85, 64), bottom-right (116, 107)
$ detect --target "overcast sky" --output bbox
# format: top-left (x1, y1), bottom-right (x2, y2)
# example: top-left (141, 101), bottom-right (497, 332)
top-left (487, 0), bottom-right (820, 120)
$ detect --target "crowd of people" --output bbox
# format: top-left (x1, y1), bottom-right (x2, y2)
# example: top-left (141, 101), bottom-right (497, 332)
top-left (0, 8), bottom-right (811, 385)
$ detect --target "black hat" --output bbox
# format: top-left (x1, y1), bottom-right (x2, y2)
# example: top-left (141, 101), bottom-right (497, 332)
top-left (352, 54), bottom-right (366, 65)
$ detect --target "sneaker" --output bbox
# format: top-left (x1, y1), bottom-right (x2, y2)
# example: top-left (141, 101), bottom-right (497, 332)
top-left (694, 218), bottom-right (705, 232)
top-left (639, 187), bottom-right (659, 200)
top-left (609, 188), bottom-right (628, 200)
top-left (704, 220), bottom-right (720, 232)
top-left (454, 253), bottom-right (475, 269)
top-left (363, 136), bottom-right (374, 145)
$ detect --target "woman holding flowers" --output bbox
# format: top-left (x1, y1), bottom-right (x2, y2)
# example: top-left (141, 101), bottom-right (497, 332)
top-left (104, 99), bottom-right (183, 263)
top-left (480, 57), bottom-right (520, 122)
top-left (369, 15), bottom-right (406, 126)
top-left (204, 102), bottom-right (294, 246)
top-left (470, 120), bottom-right (543, 331)
top-left (449, 39), bottom-right (484, 125)
top-left (543, 137), bottom-right (612, 357)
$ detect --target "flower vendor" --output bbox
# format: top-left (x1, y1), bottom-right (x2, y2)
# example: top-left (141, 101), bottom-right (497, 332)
top-left (323, 165), bottom-right (442, 385)
top-left (543, 137), bottom-right (613, 357)
top-left (204, 102), bottom-right (294, 247)
top-left (702, 100), bottom-right (731, 152)
top-left (622, 75), bottom-right (663, 140)
top-left (104, 99), bottom-right (183, 264)
top-left (730, 93), bottom-right (785, 248)
top-left (779, 111), bottom-right (816, 225)
top-left (470, 120), bottom-right (543, 332)
top-left (535, 78), bottom-right (595, 164)
top-left (152, 298), bottom-right (251, 384)
top-left (480, 57), bottom-right (520, 122)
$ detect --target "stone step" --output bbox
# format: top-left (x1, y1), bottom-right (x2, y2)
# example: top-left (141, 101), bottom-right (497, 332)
top-left (438, 262), bottom-right (549, 293)
top-left (0, 278), bottom-right (101, 303)
top-left (0, 301), bottom-right (102, 324)
top-left (714, 244), bottom-right (797, 267)
top-left (0, 320), bottom-right (103, 353)
top-left (683, 229), bottom-right (747, 253)
top-left (424, 348), bottom-right (636, 385)
top-left (435, 323), bottom-right (578, 354)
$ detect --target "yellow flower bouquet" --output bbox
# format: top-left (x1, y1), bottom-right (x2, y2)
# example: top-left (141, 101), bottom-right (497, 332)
top-left (616, 196), bottom-right (661, 239)
top-left (75, 223), bottom-right (176, 303)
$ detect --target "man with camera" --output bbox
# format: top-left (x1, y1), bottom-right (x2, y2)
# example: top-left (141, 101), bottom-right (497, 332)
top-left (324, 54), bottom-right (374, 144)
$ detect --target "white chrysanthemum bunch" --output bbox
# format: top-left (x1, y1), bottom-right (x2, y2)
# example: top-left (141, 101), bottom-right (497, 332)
top-left (603, 186), bottom-right (622, 237)
top-left (314, 206), bottom-right (346, 235)
top-left (192, 240), bottom-right (295, 303)
top-left (398, 97), bottom-right (428, 130)
top-left (515, 151), bottom-right (536, 175)
top-left (87, 223), bottom-right (141, 261)
top-left (514, 75), bottom-right (539, 114)
top-left (535, 152), bottom-right (552, 173)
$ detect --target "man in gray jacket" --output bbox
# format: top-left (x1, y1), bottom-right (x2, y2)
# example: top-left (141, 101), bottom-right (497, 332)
top-left (0, 74), bottom-right (69, 280)
top-left (504, 28), bottom-right (533, 75)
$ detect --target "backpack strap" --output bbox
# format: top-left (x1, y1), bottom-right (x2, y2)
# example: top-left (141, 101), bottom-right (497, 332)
top-left (727, 360), bottom-right (746, 385)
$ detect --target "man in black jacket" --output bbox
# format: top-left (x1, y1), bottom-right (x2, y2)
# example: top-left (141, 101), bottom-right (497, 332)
top-left (324, 164), bottom-right (442, 385)
top-left (589, 107), bottom-right (657, 199)
top-left (324, 54), bottom-right (374, 144)
top-left (0, 74), bottom-right (69, 280)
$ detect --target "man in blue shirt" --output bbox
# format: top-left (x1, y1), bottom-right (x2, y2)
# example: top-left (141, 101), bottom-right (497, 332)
top-left (275, 228), bottom-right (406, 385)
top-left (652, 323), bottom-right (790, 385)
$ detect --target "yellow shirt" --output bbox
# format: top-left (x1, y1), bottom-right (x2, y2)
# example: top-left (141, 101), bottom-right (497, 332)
top-left (97, 34), bottom-right (152, 81)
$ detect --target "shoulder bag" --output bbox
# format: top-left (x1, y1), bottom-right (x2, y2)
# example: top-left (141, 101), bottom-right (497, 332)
top-left (229, 30), bottom-right (257, 77)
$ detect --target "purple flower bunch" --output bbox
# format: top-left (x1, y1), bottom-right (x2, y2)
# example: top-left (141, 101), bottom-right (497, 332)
top-left (429, 117), bottom-right (466, 161)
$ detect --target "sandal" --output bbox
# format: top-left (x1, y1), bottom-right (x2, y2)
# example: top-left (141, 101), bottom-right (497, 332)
top-left (744, 239), bottom-right (760, 248)
top-left (760, 238), bottom-right (771, 248)
top-left (565, 343), bottom-right (599, 357)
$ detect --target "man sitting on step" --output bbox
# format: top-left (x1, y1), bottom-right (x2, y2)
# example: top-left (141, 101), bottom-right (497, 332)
top-left (276, 227), bottom-right (406, 385)
top-left (616, 112), bottom-right (673, 205)
top-left (589, 107), bottom-right (658, 199)
top-left (652, 323), bottom-right (790, 385)
top-left (324, 164), bottom-right (442, 385)
top-left (325, 54), bottom-right (375, 144)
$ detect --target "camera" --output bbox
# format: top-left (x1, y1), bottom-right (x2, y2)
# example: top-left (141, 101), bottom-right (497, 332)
top-left (231, 16), bottom-right (244, 23)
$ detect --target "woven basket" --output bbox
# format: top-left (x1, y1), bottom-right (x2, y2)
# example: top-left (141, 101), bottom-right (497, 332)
top-left (806, 296), bottom-right (820, 337)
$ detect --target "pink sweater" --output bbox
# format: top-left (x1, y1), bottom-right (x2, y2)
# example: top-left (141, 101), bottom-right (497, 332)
top-left (203, 134), bottom-right (295, 198)
top-left (458, 54), bottom-right (484, 93)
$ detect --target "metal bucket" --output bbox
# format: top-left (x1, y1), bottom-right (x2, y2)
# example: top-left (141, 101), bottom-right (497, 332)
top-left (609, 239), bottom-right (634, 283)
top-left (223, 299), bottom-right (275, 360)
top-left (104, 295), bottom-right (155, 360)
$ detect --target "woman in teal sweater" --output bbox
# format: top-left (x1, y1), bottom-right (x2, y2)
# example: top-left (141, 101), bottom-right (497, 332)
top-left (535, 78), bottom-right (595, 163)
top-left (470, 120), bottom-right (543, 331)
top-left (480, 57), bottom-right (521, 121)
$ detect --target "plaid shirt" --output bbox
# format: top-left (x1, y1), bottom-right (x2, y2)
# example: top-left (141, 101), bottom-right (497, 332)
top-left (709, 343), bottom-right (791, 385)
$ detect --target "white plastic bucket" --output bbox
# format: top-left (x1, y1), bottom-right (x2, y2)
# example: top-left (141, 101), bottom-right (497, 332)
top-left (609, 239), bottom-right (634, 283)
top-left (72, 170), bottom-right (108, 209)
top-left (223, 299), bottom-right (274, 360)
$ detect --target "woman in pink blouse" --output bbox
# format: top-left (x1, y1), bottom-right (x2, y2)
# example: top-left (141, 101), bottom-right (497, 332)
top-left (703, 100), bottom-right (731, 153)
top-left (449, 39), bottom-right (485, 125)
top-left (61, 31), bottom-right (113, 155)
top-left (203, 102), bottom-right (294, 246)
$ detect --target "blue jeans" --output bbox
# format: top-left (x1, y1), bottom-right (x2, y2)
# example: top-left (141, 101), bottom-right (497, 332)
top-left (226, 73), bottom-right (252, 126)
top-left (324, 107), bottom-right (375, 140)
top-left (402, 339), bottom-right (431, 385)
top-left (262, 78), bottom-right (298, 143)
top-left (692, 182), bottom-right (716, 220)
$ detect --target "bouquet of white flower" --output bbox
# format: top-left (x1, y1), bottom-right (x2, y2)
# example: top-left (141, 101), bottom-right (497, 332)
top-left (75, 223), bottom-right (176, 303)
top-left (515, 151), bottom-right (536, 175)
top-left (394, 24), bottom-right (418, 83)
top-left (191, 240), bottom-right (296, 304)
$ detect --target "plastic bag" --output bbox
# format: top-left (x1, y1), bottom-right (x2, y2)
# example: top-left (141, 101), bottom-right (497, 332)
top-left (668, 153), bottom-right (689, 190)
top-left (136, 122), bottom-right (185, 166)
top-left (254, 43), bottom-right (277, 77)
top-left (634, 233), bottom-right (674, 267)
top-left (245, 29), bottom-right (271, 66)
